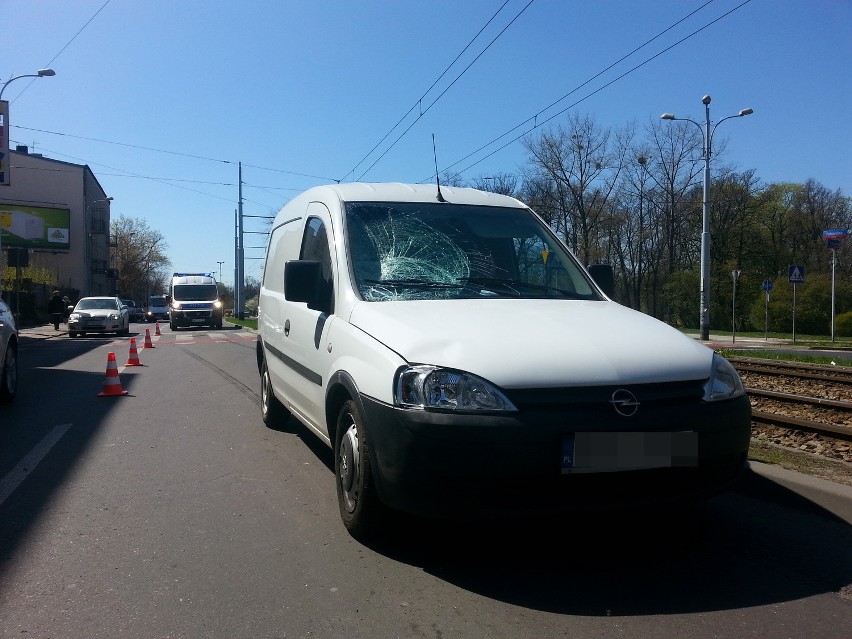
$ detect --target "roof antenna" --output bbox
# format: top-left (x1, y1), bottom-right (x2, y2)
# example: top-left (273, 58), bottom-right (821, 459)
top-left (432, 133), bottom-right (446, 202)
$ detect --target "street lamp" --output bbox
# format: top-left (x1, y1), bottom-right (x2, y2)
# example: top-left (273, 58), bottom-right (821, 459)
top-left (0, 68), bottom-right (56, 100)
top-left (661, 95), bottom-right (753, 341)
top-left (216, 260), bottom-right (225, 281)
top-left (636, 155), bottom-right (649, 311)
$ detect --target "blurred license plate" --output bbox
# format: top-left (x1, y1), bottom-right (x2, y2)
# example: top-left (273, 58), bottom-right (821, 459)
top-left (561, 431), bottom-right (697, 473)
top-left (191, 318), bottom-right (206, 323)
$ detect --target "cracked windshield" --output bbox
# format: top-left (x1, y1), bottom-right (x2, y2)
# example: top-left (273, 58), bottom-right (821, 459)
top-left (345, 201), bottom-right (599, 302)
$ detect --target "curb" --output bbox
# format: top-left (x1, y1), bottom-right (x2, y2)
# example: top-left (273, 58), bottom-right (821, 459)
top-left (745, 461), bottom-right (852, 525)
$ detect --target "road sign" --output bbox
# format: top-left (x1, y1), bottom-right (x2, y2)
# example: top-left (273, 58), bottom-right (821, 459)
top-left (762, 279), bottom-right (773, 292)
top-left (788, 265), bottom-right (804, 284)
top-left (821, 228), bottom-right (850, 240)
top-left (827, 239), bottom-right (842, 249)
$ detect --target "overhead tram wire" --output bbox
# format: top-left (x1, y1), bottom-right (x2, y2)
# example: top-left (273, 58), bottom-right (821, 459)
top-left (355, 0), bottom-right (537, 182)
top-left (12, 125), bottom-right (338, 183)
top-left (340, 0), bottom-right (517, 182)
top-left (5, 0), bottom-right (112, 103)
top-left (424, 0), bottom-right (752, 182)
top-left (426, 0), bottom-right (719, 180)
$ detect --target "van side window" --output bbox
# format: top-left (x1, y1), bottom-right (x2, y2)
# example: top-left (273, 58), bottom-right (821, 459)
top-left (300, 216), bottom-right (334, 314)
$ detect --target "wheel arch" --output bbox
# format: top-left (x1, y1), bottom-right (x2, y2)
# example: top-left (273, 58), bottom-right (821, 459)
top-left (325, 371), bottom-right (363, 455)
top-left (256, 336), bottom-right (265, 373)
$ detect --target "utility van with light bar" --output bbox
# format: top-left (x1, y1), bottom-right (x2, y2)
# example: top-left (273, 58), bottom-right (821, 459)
top-left (256, 182), bottom-right (751, 539)
top-left (169, 272), bottom-right (223, 330)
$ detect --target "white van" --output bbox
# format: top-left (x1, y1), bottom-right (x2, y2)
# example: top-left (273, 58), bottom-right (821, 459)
top-left (146, 295), bottom-right (170, 322)
top-left (257, 183), bottom-right (751, 538)
top-left (169, 272), bottom-right (223, 330)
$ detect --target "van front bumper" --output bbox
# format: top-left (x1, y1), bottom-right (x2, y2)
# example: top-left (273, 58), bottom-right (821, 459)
top-left (359, 394), bottom-right (751, 519)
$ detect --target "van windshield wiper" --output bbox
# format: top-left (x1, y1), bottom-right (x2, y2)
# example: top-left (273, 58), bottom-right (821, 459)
top-left (364, 278), bottom-right (464, 289)
top-left (458, 277), bottom-right (584, 298)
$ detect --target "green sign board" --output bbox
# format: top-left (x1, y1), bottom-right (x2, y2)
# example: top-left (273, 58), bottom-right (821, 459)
top-left (0, 204), bottom-right (71, 250)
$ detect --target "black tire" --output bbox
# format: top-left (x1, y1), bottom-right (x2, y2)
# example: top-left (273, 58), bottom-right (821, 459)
top-left (69, 331), bottom-right (77, 338)
top-left (260, 360), bottom-right (288, 426)
top-left (0, 341), bottom-right (17, 403)
top-left (334, 399), bottom-right (387, 539)
top-left (170, 320), bottom-right (177, 331)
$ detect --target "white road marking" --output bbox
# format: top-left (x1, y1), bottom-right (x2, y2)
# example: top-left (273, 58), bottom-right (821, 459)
top-left (0, 423), bottom-right (72, 506)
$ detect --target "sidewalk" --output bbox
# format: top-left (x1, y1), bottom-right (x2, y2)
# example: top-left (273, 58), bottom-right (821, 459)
top-left (18, 323), bottom-right (69, 340)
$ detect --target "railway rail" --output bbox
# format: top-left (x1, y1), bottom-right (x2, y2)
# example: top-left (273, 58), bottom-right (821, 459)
top-left (728, 356), bottom-right (852, 463)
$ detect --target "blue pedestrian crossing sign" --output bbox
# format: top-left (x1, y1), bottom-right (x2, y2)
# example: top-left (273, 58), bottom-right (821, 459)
top-left (788, 265), bottom-right (805, 284)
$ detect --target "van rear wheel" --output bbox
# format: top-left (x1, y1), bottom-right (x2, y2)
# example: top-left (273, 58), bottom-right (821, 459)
top-left (260, 360), bottom-right (288, 427)
top-left (335, 399), bottom-right (386, 539)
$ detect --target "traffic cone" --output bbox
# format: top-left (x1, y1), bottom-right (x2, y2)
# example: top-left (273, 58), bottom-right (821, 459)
top-left (126, 337), bottom-right (143, 366)
top-left (143, 328), bottom-right (155, 348)
top-left (155, 321), bottom-right (161, 336)
top-left (98, 352), bottom-right (129, 397)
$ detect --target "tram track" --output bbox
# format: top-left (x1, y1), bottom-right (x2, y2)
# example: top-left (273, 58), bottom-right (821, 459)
top-left (728, 356), bottom-right (852, 464)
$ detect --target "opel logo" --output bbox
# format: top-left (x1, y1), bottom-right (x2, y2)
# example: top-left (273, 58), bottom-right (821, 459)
top-left (611, 389), bottom-right (640, 417)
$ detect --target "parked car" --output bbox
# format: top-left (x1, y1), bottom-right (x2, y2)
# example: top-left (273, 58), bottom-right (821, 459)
top-left (257, 183), bottom-right (752, 539)
top-left (68, 296), bottom-right (130, 337)
top-left (0, 297), bottom-right (18, 403)
top-left (121, 299), bottom-right (144, 322)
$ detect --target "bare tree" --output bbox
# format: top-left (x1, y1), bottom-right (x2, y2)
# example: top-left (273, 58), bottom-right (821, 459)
top-left (523, 113), bottom-right (628, 265)
top-left (111, 215), bottom-right (170, 302)
top-left (470, 172), bottom-right (518, 196)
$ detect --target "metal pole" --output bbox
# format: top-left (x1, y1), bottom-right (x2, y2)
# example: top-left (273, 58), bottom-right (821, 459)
top-left (792, 284), bottom-right (797, 345)
top-left (731, 270), bottom-right (740, 344)
top-left (831, 248), bottom-right (836, 342)
top-left (238, 162), bottom-right (245, 320)
top-left (764, 290), bottom-right (769, 341)
top-left (699, 98), bottom-right (712, 341)
top-left (234, 208), bottom-right (238, 318)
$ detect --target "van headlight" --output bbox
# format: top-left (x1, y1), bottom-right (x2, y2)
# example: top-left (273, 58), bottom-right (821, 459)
top-left (108, 313), bottom-right (119, 320)
top-left (395, 365), bottom-right (518, 412)
top-left (172, 302), bottom-right (181, 310)
top-left (214, 301), bottom-right (222, 308)
top-left (702, 354), bottom-right (746, 401)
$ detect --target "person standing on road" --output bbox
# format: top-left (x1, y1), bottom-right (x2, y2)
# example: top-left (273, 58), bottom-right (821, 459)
top-left (62, 296), bottom-right (72, 324)
top-left (47, 290), bottom-right (65, 330)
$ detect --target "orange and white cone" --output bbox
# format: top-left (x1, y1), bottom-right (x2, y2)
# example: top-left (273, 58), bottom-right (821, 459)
top-left (155, 321), bottom-right (161, 336)
top-left (98, 352), bottom-right (129, 397)
top-left (126, 337), bottom-right (143, 366)
top-left (143, 328), bottom-right (155, 348)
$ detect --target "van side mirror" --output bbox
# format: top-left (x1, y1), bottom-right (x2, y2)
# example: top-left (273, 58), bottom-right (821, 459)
top-left (285, 260), bottom-right (326, 311)
top-left (587, 264), bottom-right (614, 298)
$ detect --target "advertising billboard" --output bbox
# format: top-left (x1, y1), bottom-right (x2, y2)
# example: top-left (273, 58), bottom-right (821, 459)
top-left (0, 204), bottom-right (71, 250)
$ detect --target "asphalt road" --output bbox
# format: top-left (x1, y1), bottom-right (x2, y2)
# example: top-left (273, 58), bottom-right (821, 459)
top-left (1, 323), bottom-right (850, 638)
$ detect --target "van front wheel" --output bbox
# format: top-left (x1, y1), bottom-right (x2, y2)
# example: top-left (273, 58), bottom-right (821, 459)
top-left (335, 400), bottom-right (386, 539)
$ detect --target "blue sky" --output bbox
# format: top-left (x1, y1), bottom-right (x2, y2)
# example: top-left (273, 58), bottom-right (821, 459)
top-left (3, 0), bottom-right (850, 286)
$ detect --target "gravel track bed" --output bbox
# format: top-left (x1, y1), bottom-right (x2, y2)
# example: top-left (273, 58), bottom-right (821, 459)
top-left (739, 370), bottom-right (852, 464)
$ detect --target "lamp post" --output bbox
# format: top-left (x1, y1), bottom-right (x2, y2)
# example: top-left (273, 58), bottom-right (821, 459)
top-left (661, 96), bottom-right (753, 341)
top-left (216, 261), bottom-right (225, 281)
top-left (636, 155), bottom-right (648, 312)
top-left (0, 68), bottom-right (56, 100)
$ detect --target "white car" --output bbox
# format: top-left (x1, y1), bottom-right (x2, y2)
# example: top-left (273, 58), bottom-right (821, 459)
top-left (0, 297), bottom-right (18, 403)
top-left (68, 296), bottom-right (130, 337)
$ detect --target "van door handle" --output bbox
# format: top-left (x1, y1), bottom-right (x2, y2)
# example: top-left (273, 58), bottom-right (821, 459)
top-left (284, 319), bottom-right (290, 336)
